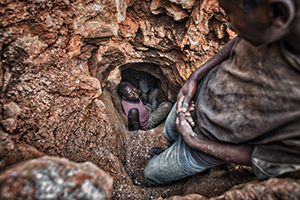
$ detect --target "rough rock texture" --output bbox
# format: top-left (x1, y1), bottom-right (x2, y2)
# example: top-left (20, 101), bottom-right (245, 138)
top-left (0, 0), bottom-right (298, 199)
top-left (156, 178), bottom-right (300, 200)
top-left (0, 129), bottom-right (45, 169)
top-left (0, 156), bottom-right (113, 200)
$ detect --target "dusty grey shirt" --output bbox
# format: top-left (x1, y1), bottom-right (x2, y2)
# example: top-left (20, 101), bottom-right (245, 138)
top-left (191, 38), bottom-right (300, 180)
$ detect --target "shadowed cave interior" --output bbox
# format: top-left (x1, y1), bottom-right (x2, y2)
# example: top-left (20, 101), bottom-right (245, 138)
top-left (106, 62), bottom-right (172, 130)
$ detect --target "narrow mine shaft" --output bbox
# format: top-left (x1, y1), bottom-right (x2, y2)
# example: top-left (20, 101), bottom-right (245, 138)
top-left (121, 64), bottom-right (167, 102)
top-left (108, 63), bottom-right (171, 116)
top-left (103, 63), bottom-right (186, 198)
top-left (100, 63), bottom-right (256, 199)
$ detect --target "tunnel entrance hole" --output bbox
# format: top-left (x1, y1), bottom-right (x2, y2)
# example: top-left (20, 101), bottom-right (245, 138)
top-left (119, 63), bottom-right (170, 103)
top-left (106, 62), bottom-right (174, 131)
top-left (104, 62), bottom-right (176, 189)
top-left (120, 68), bottom-right (167, 106)
top-left (115, 63), bottom-right (172, 129)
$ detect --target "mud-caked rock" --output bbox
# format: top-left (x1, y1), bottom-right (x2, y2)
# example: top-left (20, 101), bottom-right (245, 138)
top-left (1, 118), bottom-right (17, 133)
top-left (213, 178), bottom-right (300, 200)
top-left (0, 130), bottom-right (45, 171)
top-left (0, 156), bottom-right (113, 200)
top-left (2, 102), bottom-right (21, 119)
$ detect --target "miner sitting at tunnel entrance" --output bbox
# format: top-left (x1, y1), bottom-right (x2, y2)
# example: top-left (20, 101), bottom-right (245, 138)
top-left (118, 82), bottom-right (172, 131)
top-left (144, 0), bottom-right (300, 186)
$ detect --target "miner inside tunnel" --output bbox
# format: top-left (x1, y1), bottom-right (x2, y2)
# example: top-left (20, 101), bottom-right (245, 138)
top-left (118, 68), bottom-right (173, 131)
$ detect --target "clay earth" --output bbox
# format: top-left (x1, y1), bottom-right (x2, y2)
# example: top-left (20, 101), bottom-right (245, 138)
top-left (0, 0), bottom-right (299, 199)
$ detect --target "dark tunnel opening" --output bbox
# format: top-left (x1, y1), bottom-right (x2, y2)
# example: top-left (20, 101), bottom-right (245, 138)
top-left (120, 68), bottom-right (167, 106)
top-left (106, 62), bottom-right (173, 132)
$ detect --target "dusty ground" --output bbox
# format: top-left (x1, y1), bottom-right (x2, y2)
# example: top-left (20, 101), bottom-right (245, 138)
top-left (107, 122), bottom-right (257, 199)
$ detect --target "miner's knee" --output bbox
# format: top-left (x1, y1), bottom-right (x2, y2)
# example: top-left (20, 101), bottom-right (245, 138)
top-left (128, 108), bottom-right (140, 130)
top-left (143, 165), bottom-right (157, 187)
top-left (161, 102), bottom-right (173, 111)
top-left (128, 108), bottom-right (139, 120)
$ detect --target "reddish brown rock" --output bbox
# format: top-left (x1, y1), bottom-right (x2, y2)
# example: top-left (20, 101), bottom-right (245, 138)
top-left (0, 45), bottom-right (3, 88)
top-left (1, 118), bottom-right (17, 133)
top-left (0, 156), bottom-right (113, 200)
top-left (2, 72), bottom-right (12, 93)
top-left (1, 0), bottom-right (298, 199)
top-left (150, 0), bottom-right (190, 21)
top-left (2, 102), bottom-right (21, 119)
top-left (181, 164), bottom-right (256, 198)
top-left (0, 130), bottom-right (14, 156)
top-left (0, 130), bottom-right (45, 171)
top-left (155, 194), bottom-right (207, 200)
top-left (170, 0), bottom-right (196, 9)
top-left (213, 178), bottom-right (300, 200)
top-left (119, 17), bottom-right (139, 39)
top-left (155, 178), bottom-right (300, 200)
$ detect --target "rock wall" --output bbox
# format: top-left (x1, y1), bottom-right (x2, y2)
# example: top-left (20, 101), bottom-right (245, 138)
top-left (0, 156), bottom-right (114, 200)
top-left (1, 0), bottom-right (298, 200)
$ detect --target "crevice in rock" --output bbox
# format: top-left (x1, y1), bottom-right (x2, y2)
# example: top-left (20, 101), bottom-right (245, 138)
top-left (206, 16), bottom-right (230, 46)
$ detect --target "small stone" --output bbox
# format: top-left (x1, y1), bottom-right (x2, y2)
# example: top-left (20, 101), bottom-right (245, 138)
top-left (0, 130), bottom-right (8, 141)
top-left (1, 118), bottom-right (17, 133)
top-left (2, 102), bottom-right (21, 119)
top-left (0, 130), bottom-right (14, 155)
top-left (2, 72), bottom-right (12, 92)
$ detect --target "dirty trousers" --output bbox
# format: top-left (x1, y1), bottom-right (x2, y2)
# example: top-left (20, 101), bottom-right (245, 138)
top-left (143, 103), bottom-right (209, 186)
top-left (144, 101), bottom-right (173, 130)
